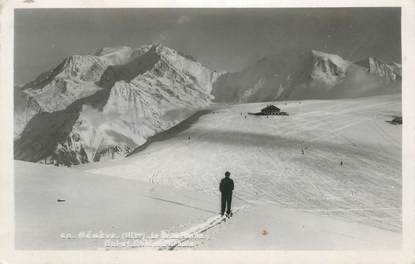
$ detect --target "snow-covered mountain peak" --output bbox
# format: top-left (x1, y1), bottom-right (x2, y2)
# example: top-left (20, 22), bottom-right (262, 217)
top-left (355, 57), bottom-right (401, 81)
top-left (20, 54), bottom-right (108, 114)
top-left (15, 43), bottom-right (220, 166)
top-left (310, 50), bottom-right (351, 86)
top-left (311, 50), bottom-right (351, 71)
top-left (152, 44), bottom-right (221, 93)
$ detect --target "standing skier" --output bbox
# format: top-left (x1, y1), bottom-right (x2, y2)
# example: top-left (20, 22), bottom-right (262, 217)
top-left (220, 171), bottom-right (234, 217)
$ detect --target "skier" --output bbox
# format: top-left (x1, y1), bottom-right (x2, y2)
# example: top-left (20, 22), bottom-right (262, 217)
top-left (219, 171), bottom-right (234, 217)
top-left (340, 161), bottom-right (343, 166)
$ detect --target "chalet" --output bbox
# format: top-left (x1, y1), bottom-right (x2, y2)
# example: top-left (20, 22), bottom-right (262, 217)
top-left (248, 104), bottom-right (288, 116)
top-left (260, 105), bottom-right (281, 115)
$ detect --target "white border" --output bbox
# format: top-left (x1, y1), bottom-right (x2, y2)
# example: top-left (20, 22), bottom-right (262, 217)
top-left (1, 1), bottom-right (414, 263)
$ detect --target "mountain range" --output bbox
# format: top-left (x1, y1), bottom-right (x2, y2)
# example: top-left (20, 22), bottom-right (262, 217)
top-left (14, 43), bottom-right (401, 166)
top-left (212, 49), bottom-right (401, 103)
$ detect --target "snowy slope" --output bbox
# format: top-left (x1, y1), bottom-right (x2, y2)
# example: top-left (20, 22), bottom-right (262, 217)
top-left (15, 154), bottom-right (400, 250)
top-left (198, 204), bottom-right (400, 250)
top-left (81, 94), bottom-right (401, 232)
top-left (14, 161), bottom-right (217, 250)
top-left (14, 44), bottom-right (220, 165)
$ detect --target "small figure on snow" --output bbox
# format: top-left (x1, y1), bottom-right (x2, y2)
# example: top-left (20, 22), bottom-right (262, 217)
top-left (219, 171), bottom-right (234, 217)
top-left (301, 148), bottom-right (305, 155)
top-left (340, 161), bottom-right (343, 166)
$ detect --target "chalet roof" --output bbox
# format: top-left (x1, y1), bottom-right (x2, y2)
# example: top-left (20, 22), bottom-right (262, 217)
top-left (261, 105), bottom-right (280, 112)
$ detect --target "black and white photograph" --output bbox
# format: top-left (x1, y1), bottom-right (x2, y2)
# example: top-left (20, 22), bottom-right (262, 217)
top-left (2, 2), bottom-right (413, 259)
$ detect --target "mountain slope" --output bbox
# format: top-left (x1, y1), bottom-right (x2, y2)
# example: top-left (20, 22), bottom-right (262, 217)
top-left (14, 44), bottom-right (220, 165)
top-left (212, 50), bottom-right (401, 102)
top-left (81, 95), bottom-right (401, 232)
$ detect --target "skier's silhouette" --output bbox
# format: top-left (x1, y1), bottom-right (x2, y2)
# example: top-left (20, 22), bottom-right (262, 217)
top-left (220, 171), bottom-right (234, 216)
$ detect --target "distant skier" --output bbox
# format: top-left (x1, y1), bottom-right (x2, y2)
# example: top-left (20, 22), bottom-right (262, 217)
top-left (219, 171), bottom-right (234, 217)
top-left (340, 161), bottom-right (343, 166)
top-left (301, 148), bottom-right (304, 155)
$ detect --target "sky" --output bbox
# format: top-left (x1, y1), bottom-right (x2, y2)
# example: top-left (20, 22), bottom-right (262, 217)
top-left (14, 8), bottom-right (401, 85)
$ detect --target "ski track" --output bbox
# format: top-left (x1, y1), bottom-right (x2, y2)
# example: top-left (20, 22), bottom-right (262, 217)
top-left (156, 206), bottom-right (246, 250)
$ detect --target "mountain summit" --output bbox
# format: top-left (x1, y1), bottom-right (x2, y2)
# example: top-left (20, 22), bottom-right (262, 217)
top-left (15, 44), bottom-right (220, 166)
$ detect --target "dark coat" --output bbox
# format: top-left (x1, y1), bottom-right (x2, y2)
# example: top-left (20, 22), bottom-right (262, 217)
top-left (220, 177), bottom-right (234, 193)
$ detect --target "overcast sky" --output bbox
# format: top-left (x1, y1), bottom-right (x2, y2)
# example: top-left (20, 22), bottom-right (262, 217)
top-left (15, 8), bottom-right (401, 85)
